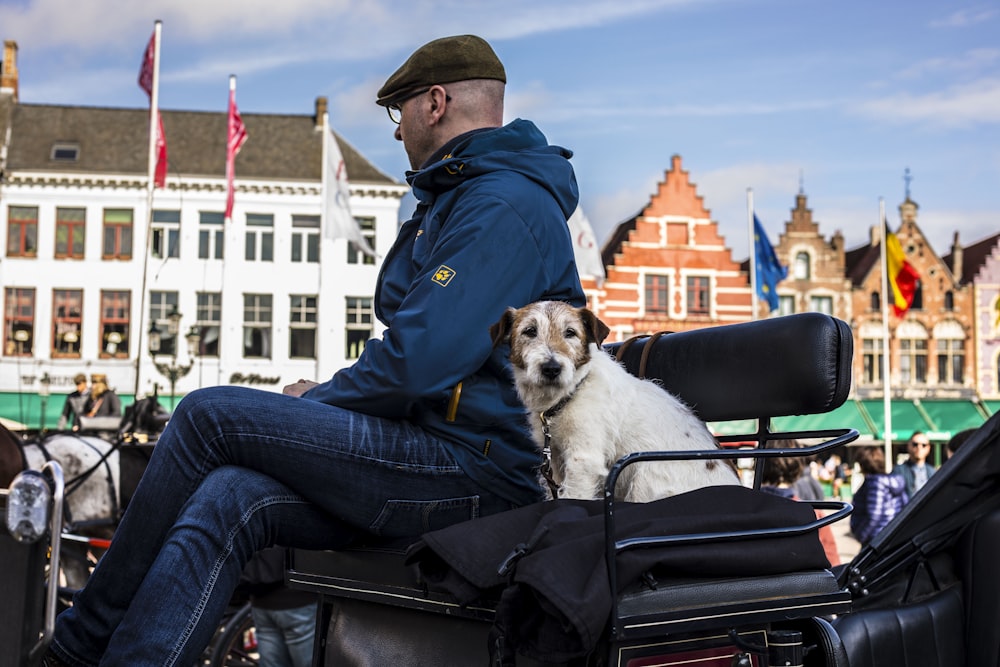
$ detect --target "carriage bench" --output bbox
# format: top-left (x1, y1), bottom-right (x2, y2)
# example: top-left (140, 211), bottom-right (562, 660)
top-left (287, 313), bottom-right (857, 666)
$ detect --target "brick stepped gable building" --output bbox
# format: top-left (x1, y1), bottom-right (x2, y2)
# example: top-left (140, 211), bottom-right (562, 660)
top-left (582, 155), bottom-right (751, 340)
top-left (0, 39), bottom-right (408, 421)
top-left (846, 197), bottom-right (976, 400)
top-left (770, 190), bottom-right (851, 324)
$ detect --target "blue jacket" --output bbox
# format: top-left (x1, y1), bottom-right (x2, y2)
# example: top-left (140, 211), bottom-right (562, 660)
top-left (303, 119), bottom-right (585, 505)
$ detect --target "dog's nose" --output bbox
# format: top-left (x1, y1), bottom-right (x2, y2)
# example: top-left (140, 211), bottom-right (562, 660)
top-left (540, 359), bottom-right (562, 380)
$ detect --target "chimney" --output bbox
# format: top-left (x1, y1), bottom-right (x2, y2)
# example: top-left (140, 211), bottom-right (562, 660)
top-left (951, 231), bottom-right (963, 282)
top-left (870, 225), bottom-right (879, 247)
top-left (314, 96), bottom-right (328, 128)
top-left (1, 40), bottom-right (19, 101)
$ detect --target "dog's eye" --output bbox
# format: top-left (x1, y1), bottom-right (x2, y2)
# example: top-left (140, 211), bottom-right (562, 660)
top-left (522, 326), bottom-right (537, 338)
top-left (565, 328), bottom-right (578, 339)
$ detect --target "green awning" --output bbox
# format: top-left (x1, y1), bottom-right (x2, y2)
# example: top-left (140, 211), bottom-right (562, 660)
top-left (771, 400), bottom-right (876, 440)
top-left (0, 391), bottom-right (135, 432)
top-left (985, 401), bottom-right (1000, 417)
top-left (708, 418), bottom-right (759, 438)
top-left (859, 399), bottom-right (935, 442)
top-left (916, 399), bottom-right (988, 440)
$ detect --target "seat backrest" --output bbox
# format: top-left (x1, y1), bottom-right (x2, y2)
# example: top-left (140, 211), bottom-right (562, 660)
top-left (607, 312), bottom-right (853, 422)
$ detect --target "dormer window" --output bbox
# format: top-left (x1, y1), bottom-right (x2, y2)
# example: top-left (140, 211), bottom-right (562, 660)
top-left (51, 143), bottom-right (80, 161)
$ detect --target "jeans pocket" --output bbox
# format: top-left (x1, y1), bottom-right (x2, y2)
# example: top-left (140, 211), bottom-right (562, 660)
top-left (369, 495), bottom-right (481, 537)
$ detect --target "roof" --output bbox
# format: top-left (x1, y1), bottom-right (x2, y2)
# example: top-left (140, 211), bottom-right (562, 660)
top-left (2, 102), bottom-right (397, 186)
top-left (943, 232), bottom-right (1000, 284)
top-left (845, 241), bottom-right (880, 288)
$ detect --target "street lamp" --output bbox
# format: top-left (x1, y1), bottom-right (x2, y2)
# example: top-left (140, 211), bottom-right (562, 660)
top-left (38, 372), bottom-right (51, 431)
top-left (148, 308), bottom-right (197, 410)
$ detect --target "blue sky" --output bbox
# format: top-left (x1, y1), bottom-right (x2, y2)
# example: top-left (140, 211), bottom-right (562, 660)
top-left (2, 0), bottom-right (998, 260)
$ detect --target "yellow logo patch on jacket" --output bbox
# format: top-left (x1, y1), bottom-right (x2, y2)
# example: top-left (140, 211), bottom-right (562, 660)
top-left (432, 265), bottom-right (456, 287)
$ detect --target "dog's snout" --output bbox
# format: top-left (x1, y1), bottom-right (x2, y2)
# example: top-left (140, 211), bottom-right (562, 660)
top-left (540, 358), bottom-right (562, 380)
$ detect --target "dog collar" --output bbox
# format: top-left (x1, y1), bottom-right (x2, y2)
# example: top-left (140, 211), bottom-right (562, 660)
top-left (538, 373), bottom-right (589, 427)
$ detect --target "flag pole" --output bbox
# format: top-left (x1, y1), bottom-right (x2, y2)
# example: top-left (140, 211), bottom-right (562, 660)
top-left (133, 19), bottom-right (162, 402)
top-left (317, 110), bottom-right (331, 381)
top-left (747, 188), bottom-right (757, 321)
top-left (879, 197), bottom-right (894, 472)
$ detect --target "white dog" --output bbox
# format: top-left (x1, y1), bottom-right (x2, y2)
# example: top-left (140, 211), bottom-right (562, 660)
top-left (491, 301), bottom-right (739, 503)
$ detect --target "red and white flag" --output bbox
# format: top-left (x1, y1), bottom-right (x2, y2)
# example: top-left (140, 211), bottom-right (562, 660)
top-left (225, 77), bottom-right (248, 221)
top-left (138, 24), bottom-right (168, 188)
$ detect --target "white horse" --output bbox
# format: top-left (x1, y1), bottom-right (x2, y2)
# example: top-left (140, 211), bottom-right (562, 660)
top-left (2, 397), bottom-right (169, 590)
top-left (22, 432), bottom-right (122, 589)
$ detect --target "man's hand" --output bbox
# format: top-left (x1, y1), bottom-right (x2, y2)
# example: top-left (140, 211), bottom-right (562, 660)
top-left (283, 379), bottom-right (319, 397)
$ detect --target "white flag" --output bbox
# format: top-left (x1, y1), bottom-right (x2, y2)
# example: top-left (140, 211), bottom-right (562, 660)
top-left (322, 114), bottom-right (377, 258)
top-left (567, 206), bottom-right (605, 284)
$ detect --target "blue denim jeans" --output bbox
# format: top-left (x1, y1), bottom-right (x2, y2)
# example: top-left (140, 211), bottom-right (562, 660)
top-left (252, 602), bottom-right (318, 667)
top-left (51, 386), bottom-right (518, 666)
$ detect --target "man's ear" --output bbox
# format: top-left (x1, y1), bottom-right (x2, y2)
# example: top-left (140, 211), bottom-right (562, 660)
top-left (578, 307), bottom-right (610, 345)
top-left (490, 307), bottom-right (517, 348)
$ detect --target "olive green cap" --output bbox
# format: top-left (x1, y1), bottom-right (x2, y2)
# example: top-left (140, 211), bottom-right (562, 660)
top-left (376, 35), bottom-right (506, 106)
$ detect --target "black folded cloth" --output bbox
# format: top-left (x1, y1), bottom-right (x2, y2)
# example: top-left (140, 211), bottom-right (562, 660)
top-left (408, 485), bottom-right (830, 662)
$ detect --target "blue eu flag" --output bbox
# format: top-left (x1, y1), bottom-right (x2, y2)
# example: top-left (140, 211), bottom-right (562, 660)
top-left (754, 215), bottom-right (787, 312)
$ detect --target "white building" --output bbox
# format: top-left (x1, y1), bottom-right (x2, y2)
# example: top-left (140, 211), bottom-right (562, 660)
top-left (0, 40), bottom-right (407, 426)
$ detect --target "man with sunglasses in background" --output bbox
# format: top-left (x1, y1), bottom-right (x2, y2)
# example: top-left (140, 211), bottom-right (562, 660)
top-left (894, 431), bottom-right (937, 501)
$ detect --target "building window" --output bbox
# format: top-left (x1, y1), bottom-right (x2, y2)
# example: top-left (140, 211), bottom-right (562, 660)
top-left (861, 338), bottom-right (883, 385)
top-left (6, 205), bottom-right (38, 258)
top-left (195, 292), bottom-right (222, 357)
top-left (149, 291), bottom-right (180, 356)
top-left (644, 274), bottom-right (669, 315)
top-left (809, 295), bottom-right (833, 315)
top-left (345, 297), bottom-right (373, 359)
top-left (778, 295), bottom-right (795, 316)
top-left (899, 338), bottom-right (928, 384)
top-left (289, 295), bottom-right (317, 359)
top-left (243, 294), bottom-right (272, 359)
top-left (291, 215), bottom-right (320, 263)
top-left (793, 251), bottom-right (810, 280)
top-left (198, 211), bottom-right (225, 260)
top-left (936, 338), bottom-right (964, 384)
top-left (100, 290), bottom-right (130, 358)
top-left (152, 209), bottom-right (181, 259)
top-left (943, 291), bottom-right (954, 311)
top-left (687, 276), bottom-right (710, 315)
top-left (51, 143), bottom-right (80, 161)
top-left (4, 287), bottom-right (35, 356)
top-left (102, 208), bottom-right (133, 259)
top-left (870, 291), bottom-right (880, 312)
top-left (55, 207), bottom-right (86, 259)
top-left (52, 289), bottom-right (83, 358)
top-left (911, 279), bottom-right (923, 311)
top-left (245, 213), bottom-right (274, 262)
top-left (347, 217), bottom-right (376, 265)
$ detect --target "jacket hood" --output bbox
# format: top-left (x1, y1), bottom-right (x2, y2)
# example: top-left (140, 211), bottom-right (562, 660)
top-left (407, 118), bottom-right (578, 220)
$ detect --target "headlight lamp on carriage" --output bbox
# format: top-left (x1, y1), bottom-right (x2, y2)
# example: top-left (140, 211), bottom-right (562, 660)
top-left (5, 469), bottom-right (52, 544)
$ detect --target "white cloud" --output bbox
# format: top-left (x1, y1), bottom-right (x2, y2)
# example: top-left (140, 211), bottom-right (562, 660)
top-left (929, 7), bottom-right (999, 28)
top-left (856, 78), bottom-right (1000, 127)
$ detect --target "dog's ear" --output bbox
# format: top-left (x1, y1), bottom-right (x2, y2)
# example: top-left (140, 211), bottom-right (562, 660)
top-left (579, 307), bottom-right (611, 345)
top-left (489, 307), bottom-right (517, 348)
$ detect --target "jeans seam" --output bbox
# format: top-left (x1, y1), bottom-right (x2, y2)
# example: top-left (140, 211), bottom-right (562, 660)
top-left (165, 493), bottom-right (310, 666)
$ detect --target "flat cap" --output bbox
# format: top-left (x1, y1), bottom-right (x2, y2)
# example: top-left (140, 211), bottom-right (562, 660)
top-left (376, 35), bottom-right (506, 106)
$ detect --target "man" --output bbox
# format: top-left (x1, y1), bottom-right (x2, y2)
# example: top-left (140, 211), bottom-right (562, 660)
top-left (57, 373), bottom-right (89, 430)
top-left (893, 431), bottom-right (937, 500)
top-left (46, 35), bottom-right (584, 666)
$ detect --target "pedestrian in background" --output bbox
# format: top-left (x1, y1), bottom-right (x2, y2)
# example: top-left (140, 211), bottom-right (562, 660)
top-left (57, 373), bottom-right (89, 430)
top-left (893, 431), bottom-right (936, 500)
top-left (851, 446), bottom-right (908, 546)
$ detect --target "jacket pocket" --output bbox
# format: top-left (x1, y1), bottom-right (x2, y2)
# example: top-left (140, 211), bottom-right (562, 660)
top-left (369, 495), bottom-right (480, 537)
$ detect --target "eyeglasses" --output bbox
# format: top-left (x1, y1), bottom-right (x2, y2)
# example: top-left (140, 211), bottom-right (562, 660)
top-left (386, 87), bottom-right (451, 124)
top-left (387, 88), bottom-right (431, 124)
top-left (909, 441), bottom-right (930, 448)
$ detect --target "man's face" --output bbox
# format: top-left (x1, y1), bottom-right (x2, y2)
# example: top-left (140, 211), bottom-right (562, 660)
top-left (908, 436), bottom-right (931, 462)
